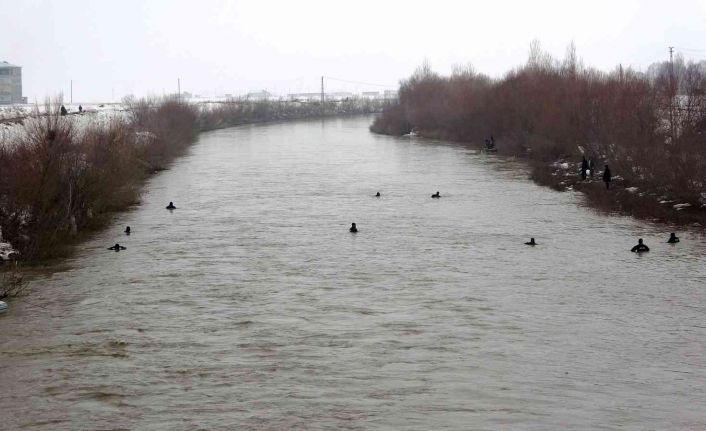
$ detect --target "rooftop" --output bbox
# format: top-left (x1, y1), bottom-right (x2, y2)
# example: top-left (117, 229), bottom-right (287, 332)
top-left (0, 61), bottom-right (20, 69)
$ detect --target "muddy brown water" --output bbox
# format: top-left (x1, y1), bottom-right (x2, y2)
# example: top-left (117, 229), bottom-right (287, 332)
top-left (1, 116), bottom-right (705, 430)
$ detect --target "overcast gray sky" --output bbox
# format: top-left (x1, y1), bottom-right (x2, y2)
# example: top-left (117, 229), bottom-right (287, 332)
top-left (1, 0), bottom-right (705, 102)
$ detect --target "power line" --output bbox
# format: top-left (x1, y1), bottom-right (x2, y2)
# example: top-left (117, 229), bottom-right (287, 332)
top-left (673, 46), bottom-right (706, 53)
top-left (323, 76), bottom-right (397, 89)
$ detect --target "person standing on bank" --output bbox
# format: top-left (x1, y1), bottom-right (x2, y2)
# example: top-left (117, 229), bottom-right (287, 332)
top-left (603, 165), bottom-right (612, 190)
top-left (581, 157), bottom-right (588, 180)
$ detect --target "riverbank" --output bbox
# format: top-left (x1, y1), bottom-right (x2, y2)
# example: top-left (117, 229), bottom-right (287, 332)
top-left (370, 46), bottom-right (706, 228)
top-left (372, 129), bottom-right (706, 228)
top-left (529, 159), bottom-right (706, 226)
top-left (0, 97), bottom-right (390, 269)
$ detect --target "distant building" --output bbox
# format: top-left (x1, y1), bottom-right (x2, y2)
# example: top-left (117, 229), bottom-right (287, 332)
top-left (287, 91), bottom-right (355, 101)
top-left (384, 90), bottom-right (398, 99)
top-left (246, 90), bottom-right (272, 101)
top-left (362, 91), bottom-right (380, 99)
top-left (327, 91), bottom-right (354, 100)
top-left (288, 92), bottom-right (321, 101)
top-left (0, 61), bottom-right (23, 104)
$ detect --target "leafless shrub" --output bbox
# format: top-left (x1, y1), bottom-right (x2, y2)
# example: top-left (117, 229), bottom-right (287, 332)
top-left (372, 42), bottom-right (706, 206)
top-left (0, 97), bottom-right (198, 260)
top-left (1, 264), bottom-right (27, 298)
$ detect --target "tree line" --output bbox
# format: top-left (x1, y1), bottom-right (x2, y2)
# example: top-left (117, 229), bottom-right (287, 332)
top-left (371, 42), bottom-right (705, 210)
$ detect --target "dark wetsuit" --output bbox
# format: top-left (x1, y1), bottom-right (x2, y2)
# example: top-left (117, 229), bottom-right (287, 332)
top-left (631, 243), bottom-right (649, 252)
top-left (667, 235), bottom-right (680, 243)
top-left (603, 166), bottom-right (612, 189)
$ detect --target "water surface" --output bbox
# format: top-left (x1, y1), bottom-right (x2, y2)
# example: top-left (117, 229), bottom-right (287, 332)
top-left (1, 116), bottom-right (705, 430)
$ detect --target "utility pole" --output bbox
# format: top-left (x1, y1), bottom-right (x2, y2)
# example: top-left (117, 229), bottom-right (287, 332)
top-left (320, 76), bottom-right (325, 115)
top-left (70, 80), bottom-right (73, 104)
top-left (669, 46), bottom-right (675, 94)
top-left (668, 46), bottom-right (675, 145)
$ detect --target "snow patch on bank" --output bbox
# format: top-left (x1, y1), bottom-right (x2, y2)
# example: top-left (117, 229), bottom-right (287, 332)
top-left (673, 203), bottom-right (692, 211)
top-left (0, 228), bottom-right (19, 262)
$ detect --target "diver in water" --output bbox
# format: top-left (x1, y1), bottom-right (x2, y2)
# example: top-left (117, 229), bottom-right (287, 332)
top-left (631, 238), bottom-right (650, 252)
top-left (667, 233), bottom-right (680, 243)
top-left (349, 223), bottom-right (358, 233)
top-left (431, 191), bottom-right (441, 198)
top-left (375, 192), bottom-right (381, 197)
top-left (108, 243), bottom-right (127, 251)
top-left (525, 238), bottom-right (537, 246)
top-left (124, 226), bottom-right (131, 235)
top-left (166, 201), bottom-right (176, 210)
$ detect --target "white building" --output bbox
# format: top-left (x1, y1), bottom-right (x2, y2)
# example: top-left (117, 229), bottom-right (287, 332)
top-left (0, 61), bottom-right (23, 104)
top-left (287, 92), bottom-right (320, 101)
top-left (246, 90), bottom-right (272, 101)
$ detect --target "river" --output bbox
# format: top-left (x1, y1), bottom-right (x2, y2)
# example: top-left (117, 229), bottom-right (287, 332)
top-left (1, 116), bottom-right (705, 430)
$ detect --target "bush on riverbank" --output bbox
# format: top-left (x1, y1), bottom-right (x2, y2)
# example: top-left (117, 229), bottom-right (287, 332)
top-left (124, 97), bottom-right (199, 171)
top-left (198, 97), bottom-right (392, 131)
top-left (0, 95), bottom-right (391, 262)
top-left (371, 43), bottom-right (706, 222)
top-left (0, 98), bottom-right (198, 261)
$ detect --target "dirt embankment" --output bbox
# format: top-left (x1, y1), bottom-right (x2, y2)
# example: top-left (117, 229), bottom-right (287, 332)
top-left (528, 158), bottom-right (706, 227)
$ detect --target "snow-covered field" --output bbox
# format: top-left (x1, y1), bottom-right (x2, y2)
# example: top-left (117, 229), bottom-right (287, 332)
top-left (0, 103), bottom-right (128, 146)
top-left (0, 102), bottom-right (125, 120)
